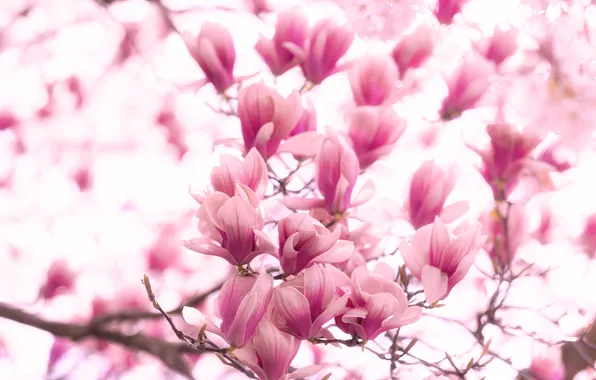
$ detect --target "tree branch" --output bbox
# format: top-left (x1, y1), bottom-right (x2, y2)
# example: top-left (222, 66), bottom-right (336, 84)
top-left (0, 302), bottom-right (197, 378)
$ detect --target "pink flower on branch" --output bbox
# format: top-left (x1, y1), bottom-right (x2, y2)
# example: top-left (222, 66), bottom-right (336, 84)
top-left (399, 217), bottom-right (486, 304)
top-left (406, 160), bottom-right (468, 230)
top-left (183, 272), bottom-right (274, 349)
top-left (481, 203), bottom-right (529, 268)
top-left (335, 263), bottom-right (422, 341)
top-left (191, 148), bottom-right (268, 204)
top-left (277, 213), bottom-right (354, 276)
top-left (182, 187), bottom-right (275, 267)
top-left (255, 8), bottom-right (309, 76)
top-left (182, 23), bottom-right (236, 94)
top-left (348, 55), bottom-right (399, 106)
top-left (272, 264), bottom-right (351, 340)
top-left (346, 106), bottom-right (406, 169)
top-left (237, 82), bottom-right (303, 160)
top-left (467, 123), bottom-right (553, 200)
top-left (301, 19), bottom-right (354, 84)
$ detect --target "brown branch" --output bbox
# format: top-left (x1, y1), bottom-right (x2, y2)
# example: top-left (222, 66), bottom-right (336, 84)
top-left (0, 302), bottom-right (196, 379)
top-left (89, 281), bottom-right (224, 326)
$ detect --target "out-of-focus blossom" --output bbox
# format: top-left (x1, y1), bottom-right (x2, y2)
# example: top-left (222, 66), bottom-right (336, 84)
top-left (237, 82), bottom-right (303, 160)
top-left (182, 188), bottom-right (276, 266)
top-left (183, 23), bottom-right (236, 94)
top-left (272, 264), bottom-right (350, 339)
top-left (391, 24), bottom-right (435, 78)
top-left (248, 0), bottom-right (271, 14)
top-left (191, 148), bottom-right (268, 203)
top-left (301, 19), bottom-right (354, 84)
top-left (147, 223), bottom-right (182, 272)
top-left (440, 55), bottom-right (494, 121)
top-left (580, 213), bottom-right (596, 257)
top-left (47, 338), bottom-right (70, 374)
top-left (277, 213), bottom-right (354, 275)
top-left (475, 26), bottom-right (518, 67)
top-left (335, 263), bottom-right (422, 340)
top-left (235, 317), bottom-right (324, 380)
top-left (183, 272), bottom-right (274, 349)
top-left (346, 106), bottom-right (406, 169)
top-left (0, 112), bottom-right (18, 131)
top-left (434, 0), bottom-right (468, 25)
top-left (40, 260), bottom-right (76, 300)
top-left (348, 55), bottom-right (399, 106)
top-left (481, 203), bottom-right (529, 267)
top-left (529, 345), bottom-right (564, 380)
top-left (255, 9), bottom-right (309, 76)
top-left (399, 217), bottom-right (485, 304)
top-left (406, 160), bottom-right (468, 229)
top-left (467, 123), bottom-right (552, 199)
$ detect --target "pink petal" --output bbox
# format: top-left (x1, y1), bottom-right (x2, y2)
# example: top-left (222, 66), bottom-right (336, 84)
top-left (282, 196), bottom-right (326, 210)
top-left (254, 229), bottom-right (278, 255)
top-left (310, 293), bottom-right (349, 338)
top-left (274, 287), bottom-right (312, 339)
top-left (350, 179), bottom-right (376, 208)
top-left (181, 238), bottom-right (232, 262)
top-left (182, 306), bottom-right (224, 337)
top-left (277, 131), bottom-right (325, 157)
top-left (284, 365), bottom-right (327, 380)
top-left (398, 243), bottom-right (425, 279)
top-left (313, 240), bottom-right (355, 264)
top-left (439, 201), bottom-right (469, 223)
top-left (254, 122), bottom-right (275, 158)
top-left (421, 265), bottom-right (448, 304)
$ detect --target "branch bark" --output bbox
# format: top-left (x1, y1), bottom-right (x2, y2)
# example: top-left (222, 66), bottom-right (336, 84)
top-left (0, 302), bottom-right (198, 378)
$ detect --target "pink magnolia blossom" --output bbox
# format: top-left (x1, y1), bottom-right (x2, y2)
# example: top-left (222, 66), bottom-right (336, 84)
top-left (335, 263), bottom-right (422, 340)
top-left (191, 148), bottom-right (268, 203)
top-left (183, 272), bottom-right (274, 349)
top-left (277, 213), bottom-right (354, 275)
top-left (235, 317), bottom-right (324, 380)
top-left (346, 106), bottom-right (406, 169)
top-left (481, 203), bottom-right (528, 267)
top-left (348, 55), bottom-right (399, 106)
top-left (406, 160), bottom-right (469, 229)
top-left (272, 264), bottom-right (351, 339)
top-left (301, 19), bottom-right (354, 84)
top-left (237, 82), bottom-right (303, 160)
top-left (248, 0), bottom-right (271, 14)
top-left (40, 260), bottom-right (76, 300)
top-left (434, 0), bottom-right (468, 25)
top-left (289, 99), bottom-right (317, 137)
top-left (467, 123), bottom-right (552, 199)
top-left (255, 9), bottom-right (309, 76)
top-left (580, 213), bottom-right (596, 257)
top-left (439, 54), bottom-right (494, 121)
top-left (399, 217), bottom-right (486, 304)
top-left (391, 24), bottom-right (435, 78)
top-left (529, 345), bottom-right (564, 380)
top-left (475, 26), bottom-right (518, 67)
top-left (182, 188), bottom-right (275, 266)
top-left (277, 99), bottom-right (324, 160)
top-left (182, 23), bottom-right (236, 94)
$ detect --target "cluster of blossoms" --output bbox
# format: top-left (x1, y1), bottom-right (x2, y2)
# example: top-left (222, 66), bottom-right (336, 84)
top-left (174, 0), bottom-right (594, 378)
top-left (4, 0), bottom-right (596, 379)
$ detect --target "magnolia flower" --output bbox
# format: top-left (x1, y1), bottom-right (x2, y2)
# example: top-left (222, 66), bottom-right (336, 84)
top-left (476, 26), bottom-right (518, 67)
top-left (182, 272), bottom-right (274, 349)
top-left (391, 24), bottom-right (435, 78)
top-left (277, 213), bottom-right (354, 275)
top-left (467, 123), bottom-right (552, 199)
top-left (191, 148), bottom-right (268, 203)
top-left (301, 19), bottom-right (354, 84)
top-left (399, 217), bottom-right (486, 304)
top-left (237, 82), bottom-right (303, 160)
top-left (272, 264), bottom-right (351, 339)
top-left (255, 8), bottom-right (309, 76)
top-left (41, 260), bottom-right (76, 300)
top-left (335, 263), bottom-right (422, 340)
top-left (481, 203), bottom-right (528, 267)
top-left (346, 106), bottom-right (406, 169)
top-left (434, 0), bottom-right (469, 24)
top-left (348, 55), bottom-right (399, 106)
top-left (183, 23), bottom-right (236, 93)
top-left (406, 160), bottom-right (468, 229)
top-left (182, 187), bottom-right (275, 266)
top-left (440, 54), bottom-right (494, 120)
top-left (235, 317), bottom-right (325, 380)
